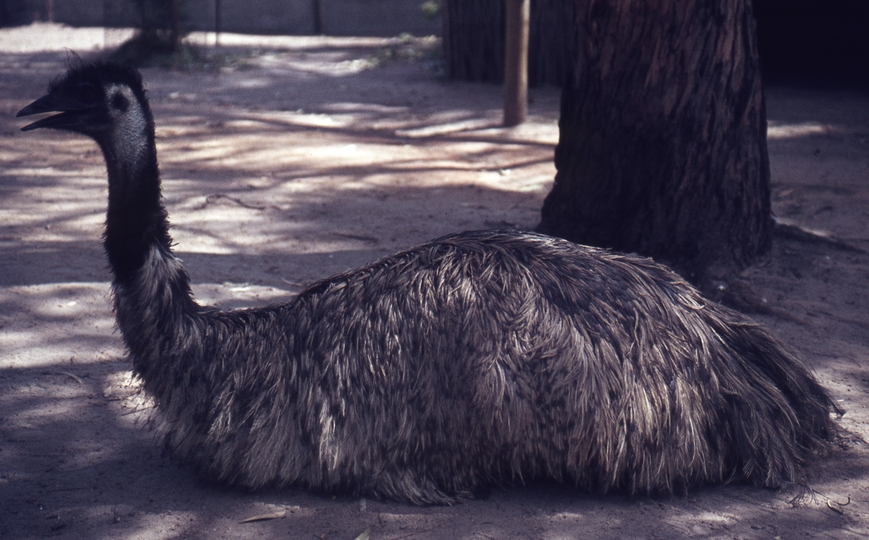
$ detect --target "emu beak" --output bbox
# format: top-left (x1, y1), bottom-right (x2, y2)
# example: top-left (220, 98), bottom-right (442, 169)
top-left (17, 93), bottom-right (88, 132)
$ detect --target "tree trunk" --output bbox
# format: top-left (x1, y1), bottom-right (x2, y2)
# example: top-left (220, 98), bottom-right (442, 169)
top-left (538, 0), bottom-right (772, 287)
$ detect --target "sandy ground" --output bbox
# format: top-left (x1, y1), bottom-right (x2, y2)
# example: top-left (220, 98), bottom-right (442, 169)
top-left (1, 23), bottom-right (868, 540)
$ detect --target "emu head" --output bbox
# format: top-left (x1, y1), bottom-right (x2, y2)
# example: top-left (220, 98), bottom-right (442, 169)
top-left (17, 62), bottom-right (153, 148)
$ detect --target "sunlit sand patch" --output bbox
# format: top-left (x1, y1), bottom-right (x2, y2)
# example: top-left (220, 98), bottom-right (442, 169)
top-left (0, 283), bottom-right (120, 369)
top-left (767, 121), bottom-right (839, 139)
top-left (103, 370), bottom-right (152, 429)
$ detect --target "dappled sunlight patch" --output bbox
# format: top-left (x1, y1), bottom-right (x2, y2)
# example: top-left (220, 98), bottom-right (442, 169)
top-left (768, 121), bottom-right (841, 139)
top-left (1, 156), bottom-right (108, 244)
top-left (470, 121), bottom-right (561, 145)
top-left (232, 77), bottom-right (276, 90)
top-left (157, 121), bottom-right (356, 172)
top-left (85, 507), bottom-right (200, 540)
top-left (29, 285), bottom-right (109, 318)
top-left (657, 509), bottom-right (744, 537)
top-left (324, 102), bottom-right (409, 115)
top-left (185, 32), bottom-right (389, 52)
top-left (822, 367), bottom-right (869, 440)
top-left (334, 57), bottom-right (380, 73)
top-left (2, 165), bottom-right (95, 179)
top-left (157, 141), bottom-right (246, 169)
top-left (395, 114), bottom-right (501, 138)
top-left (0, 283), bottom-right (120, 369)
top-left (0, 323), bottom-right (118, 369)
top-left (155, 116), bottom-right (214, 135)
top-left (250, 109), bottom-right (354, 129)
top-left (549, 511), bottom-right (589, 523)
top-left (2, 131), bottom-right (95, 162)
top-left (103, 370), bottom-right (152, 427)
top-left (304, 141), bottom-right (387, 164)
top-left (239, 502), bottom-right (317, 522)
top-left (0, 23), bottom-right (134, 53)
top-left (190, 282), bottom-right (297, 307)
top-left (168, 212), bottom-right (321, 257)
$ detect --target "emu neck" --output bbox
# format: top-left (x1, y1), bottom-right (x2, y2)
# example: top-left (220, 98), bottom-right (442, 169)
top-left (98, 107), bottom-right (200, 367)
top-left (100, 113), bottom-right (170, 285)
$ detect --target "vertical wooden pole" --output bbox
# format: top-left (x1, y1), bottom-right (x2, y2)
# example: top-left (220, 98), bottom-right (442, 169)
top-left (215, 0), bottom-right (222, 47)
top-left (504, 0), bottom-right (530, 126)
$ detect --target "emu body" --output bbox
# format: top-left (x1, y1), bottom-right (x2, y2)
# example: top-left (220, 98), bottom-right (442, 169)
top-left (19, 63), bottom-right (840, 504)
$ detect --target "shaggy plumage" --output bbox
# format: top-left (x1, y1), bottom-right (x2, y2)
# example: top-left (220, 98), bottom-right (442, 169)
top-left (18, 62), bottom-right (841, 505)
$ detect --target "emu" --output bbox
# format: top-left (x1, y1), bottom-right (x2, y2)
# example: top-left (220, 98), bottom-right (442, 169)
top-left (18, 62), bottom-right (840, 505)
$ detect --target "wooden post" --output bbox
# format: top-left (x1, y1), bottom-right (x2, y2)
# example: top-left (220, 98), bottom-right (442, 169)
top-left (215, 0), bottom-right (222, 47)
top-left (503, 0), bottom-right (530, 126)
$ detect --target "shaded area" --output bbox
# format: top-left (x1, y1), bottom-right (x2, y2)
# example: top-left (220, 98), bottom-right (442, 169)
top-left (755, 0), bottom-right (869, 88)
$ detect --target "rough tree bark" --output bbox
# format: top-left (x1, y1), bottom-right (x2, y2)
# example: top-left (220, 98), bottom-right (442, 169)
top-left (538, 0), bottom-right (772, 287)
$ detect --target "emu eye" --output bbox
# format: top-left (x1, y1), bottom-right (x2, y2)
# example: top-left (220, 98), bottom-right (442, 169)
top-left (111, 92), bottom-right (129, 112)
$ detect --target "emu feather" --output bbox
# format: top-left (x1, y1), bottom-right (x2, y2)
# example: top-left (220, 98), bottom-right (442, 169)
top-left (18, 62), bottom-right (840, 504)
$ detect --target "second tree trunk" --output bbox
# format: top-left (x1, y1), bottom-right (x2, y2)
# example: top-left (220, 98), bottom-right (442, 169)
top-left (539, 0), bottom-right (772, 287)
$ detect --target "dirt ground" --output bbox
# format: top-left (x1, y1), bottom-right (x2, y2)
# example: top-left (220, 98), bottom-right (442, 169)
top-left (1, 23), bottom-right (868, 540)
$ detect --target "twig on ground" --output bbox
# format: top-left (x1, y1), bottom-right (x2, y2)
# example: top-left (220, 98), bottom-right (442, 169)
top-left (774, 220), bottom-right (867, 254)
top-left (203, 193), bottom-right (279, 211)
top-left (387, 530), bottom-right (434, 540)
top-left (239, 507), bottom-right (288, 523)
top-left (57, 371), bottom-right (83, 385)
